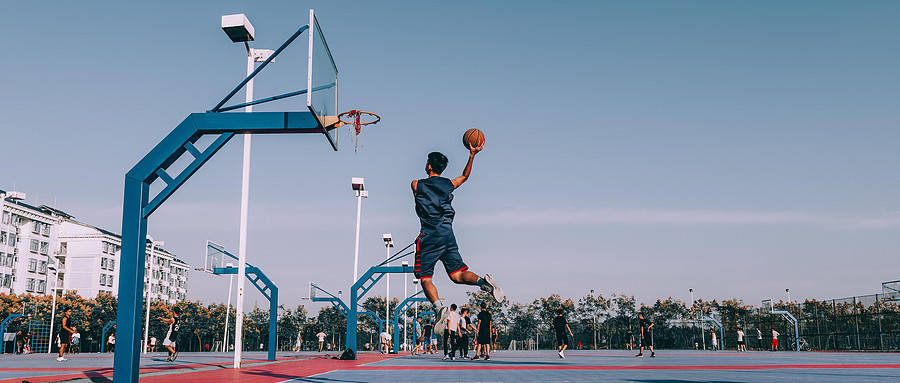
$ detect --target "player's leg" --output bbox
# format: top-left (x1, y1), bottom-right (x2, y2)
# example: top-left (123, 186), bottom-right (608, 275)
top-left (442, 242), bottom-right (505, 302)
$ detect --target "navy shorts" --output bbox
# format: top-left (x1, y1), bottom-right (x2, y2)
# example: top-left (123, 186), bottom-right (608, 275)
top-left (414, 232), bottom-right (468, 279)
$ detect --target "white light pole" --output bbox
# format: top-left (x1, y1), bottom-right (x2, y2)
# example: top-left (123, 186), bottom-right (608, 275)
top-left (223, 262), bottom-right (235, 352)
top-left (383, 234), bottom-right (393, 335)
top-left (47, 263), bottom-right (58, 354)
top-left (786, 288), bottom-right (791, 304)
top-left (144, 239), bottom-right (163, 353)
top-left (352, 178), bottom-right (366, 284)
top-left (403, 261), bottom-right (408, 350)
top-left (222, 13), bottom-right (274, 368)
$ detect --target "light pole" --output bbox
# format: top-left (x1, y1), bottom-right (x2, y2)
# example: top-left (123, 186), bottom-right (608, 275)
top-left (403, 260), bottom-right (408, 350)
top-left (223, 262), bottom-right (235, 352)
top-left (221, 13), bottom-right (275, 369)
top-left (690, 288), bottom-right (698, 349)
top-left (383, 234), bottom-right (394, 335)
top-left (786, 288), bottom-right (791, 304)
top-left (47, 263), bottom-right (58, 354)
top-left (352, 178), bottom-right (366, 284)
top-left (143, 238), bottom-right (163, 353)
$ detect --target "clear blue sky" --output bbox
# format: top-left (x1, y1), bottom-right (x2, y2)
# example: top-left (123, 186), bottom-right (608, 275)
top-left (2, 1), bottom-right (899, 311)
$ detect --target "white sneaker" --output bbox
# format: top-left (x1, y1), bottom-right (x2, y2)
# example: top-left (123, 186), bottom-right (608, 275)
top-left (561, 351), bottom-right (566, 359)
top-left (443, 354), bottom-right (449, 360)
top-left (57, 357), bottom-right (67, 361)
top-left (483, 274), bottom-right (505, 303)
top-left (433, 306), bottom-right (449, 334)
top-left (557, 351), bottom-right (563, 358)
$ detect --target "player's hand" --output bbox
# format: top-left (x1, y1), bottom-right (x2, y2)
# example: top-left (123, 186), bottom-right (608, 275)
top-left (469, 142), bottom-right (484, 155)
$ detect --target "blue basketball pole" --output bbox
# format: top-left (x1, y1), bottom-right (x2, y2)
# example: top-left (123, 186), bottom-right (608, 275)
top-left (346, 263), bottom-right (416, 358)
top-left (392, 290), bottom-right (428, 354)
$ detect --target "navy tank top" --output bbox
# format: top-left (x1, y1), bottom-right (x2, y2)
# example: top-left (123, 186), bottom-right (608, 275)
top-left (415, 176), bottom-right (455, 235)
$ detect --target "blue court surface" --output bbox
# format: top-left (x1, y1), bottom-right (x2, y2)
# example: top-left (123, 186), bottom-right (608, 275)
top-left (1, 349), bottom-right (898, 382)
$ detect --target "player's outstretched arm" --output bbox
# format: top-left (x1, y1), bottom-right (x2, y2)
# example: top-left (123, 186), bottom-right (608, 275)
top-left (451, 143), bottom-right (483, 189)
top-left (411, 179), bottom-right (418, 195)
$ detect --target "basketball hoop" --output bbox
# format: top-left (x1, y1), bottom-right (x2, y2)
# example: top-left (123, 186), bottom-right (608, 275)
top-left (338, 110), bottom-right (380, 152)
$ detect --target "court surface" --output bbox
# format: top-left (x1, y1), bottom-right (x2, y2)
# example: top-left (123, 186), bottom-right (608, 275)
top-left (0, 350), bottom-right (898, 382)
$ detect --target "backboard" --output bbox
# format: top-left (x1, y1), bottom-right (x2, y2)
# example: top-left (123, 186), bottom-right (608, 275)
top-left (307, 9), bottom-right (339, 150)
top-left (883, 280), bottom-right (900, 301)
top-left (309, 282), bottom-right (317, 299)
top-left (204, 240), bottom-right (227, 273)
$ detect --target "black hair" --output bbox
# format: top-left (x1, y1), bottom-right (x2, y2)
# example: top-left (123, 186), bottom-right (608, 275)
top-left (461, 308), bottom-right (469, 314)
top-left (174, 307), bottom-right (182, 315)
top-left (450, 303), bottom-right (458, 310)
top-left (480, 302), bottom-right (487, 309)
top-left (427, 152), bottom-right (448, 174)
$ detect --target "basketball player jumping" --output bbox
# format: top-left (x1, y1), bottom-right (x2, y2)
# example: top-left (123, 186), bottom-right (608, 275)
top-left (411, 141), bottom-right (505, 334)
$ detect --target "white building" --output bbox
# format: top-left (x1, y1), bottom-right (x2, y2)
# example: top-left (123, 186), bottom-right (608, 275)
top-left (0, 191), bottom-right (62, 295)
top-left (0, 189), bottom-right (189, 303)
top-left (57, 220), bottom-right (189, 303)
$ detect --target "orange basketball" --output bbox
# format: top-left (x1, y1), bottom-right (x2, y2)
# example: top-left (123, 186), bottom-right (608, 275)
top-left (463, 128), bottom-right (485, 149)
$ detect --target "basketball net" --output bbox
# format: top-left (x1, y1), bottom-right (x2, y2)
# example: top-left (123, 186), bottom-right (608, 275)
top-left (350, 110), bottom-right (362, 152)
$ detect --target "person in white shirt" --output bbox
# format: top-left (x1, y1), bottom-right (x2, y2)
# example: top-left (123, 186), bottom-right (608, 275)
top-left (710, 329), bottom-right (718, 351)
top-left (736, 329), bottom-right (746, 352)
top-left (293, 330), bottom-right (303, 352)
top-left (380, 330), bottom-right (392, 353)
top-left (771, 328), bottom-right (780, 351)
top-left (107, 334), bottom-right (116, 352)
top-left (316, 331), bottom-right (326, 352)
top-left (149, 336), bottom-right (157, 352)
top-left (443, 304), bottom-right (461, 360)
top-left (756, 327), bottom-right (763, 350)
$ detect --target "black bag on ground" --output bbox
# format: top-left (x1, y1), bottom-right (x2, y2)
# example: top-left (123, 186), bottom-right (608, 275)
top-left (339, 348), bottom-right (355, 360)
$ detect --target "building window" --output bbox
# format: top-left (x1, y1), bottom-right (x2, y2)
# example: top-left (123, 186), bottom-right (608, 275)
top-left (101, 258), bottom-right (108, 269)
top-left (32, 222), bottom-right (40, 234)
top-left (28, 259), bottom-right (37, 272)
top-left (107, 275), bottom-right (114, 286)
top-left (5, 254), bottom-right (12, 267)
top-left (0, 231), bottom-right (5, 244)
top-left (1, 211), bottom-right (8, 224)
top-left (58, 242), bottom-right (67, 255)
top-left (100, 274), bottom-right (107, 285)
top-left (39, 261), bottom-right (47, 274)
top-left (39, 242), bottom-right (49, 255)
top-left (29, 239), bottom-right (39, 253)
top-left (2, 275), bottom-right (10, 287)
top-left (37, 280), bottom-right (46, 293)
top-left (11, 214), bottom-right (19, 227)
top-left (26, 278), bottom-right (35, 291)
top-left (109, 259), bottom-right (115, 271)
top-left (8, 233), bottom-right (15, 246)
top-left (0, 252), bottom-right (4, 267)
top-left (41, 224), bottom-right (49, 237)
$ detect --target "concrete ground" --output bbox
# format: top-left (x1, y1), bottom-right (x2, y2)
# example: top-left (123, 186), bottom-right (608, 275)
top-left (0, 349), bottom-right (898, 382)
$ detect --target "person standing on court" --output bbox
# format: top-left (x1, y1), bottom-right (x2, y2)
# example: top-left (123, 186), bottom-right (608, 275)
top-left (756, 327), bottom-right (763, 350)
top-left (472, 302), bottom-right (493, 360)
top-left (554, 311), bottom-right (574, 358)
top-left (459, 308), bottom-right (472, 358)
top-left (410, 145), bottom-right (505, 336)
top-left (635, 313), bottom-right (655, 357)
top-left (57, 308), bottom-right (75, 361)
top-left (316, 330), bottom-right (326, 352)
top-left (443, 304), bottom-right (461, 360)
top-left (736, 328), bottom-right (746, 352)
top-left (710, 329), bottom-right (718, 351)
top-left (159, 307), bottom-right (181, 362)
top-left (771, 328), bottom-right (779, 351)
top-left (423, 320), bottom-right (435, 354)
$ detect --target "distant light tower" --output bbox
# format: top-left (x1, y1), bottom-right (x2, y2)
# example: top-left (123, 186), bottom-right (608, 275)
top-left (786, 288), bottom-right (791, 304)
top-left (352, 178), bottom-right (367, 283)
top-left (383, 234), bottom-right (394, 335)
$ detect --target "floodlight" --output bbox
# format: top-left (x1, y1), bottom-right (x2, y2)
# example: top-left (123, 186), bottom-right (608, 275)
top-left (413, 279), bottom-right (419, 284)
top-left (359, 190), bottom-right (368, 198)
top-left (351, 177), bottom-right (365, 191)
top-left (383, 234), bottom-right (394, 247)
top-left (401, 261), bottom-right (409, 267)
top-left (221, 14), bottom-right (255, 43)
top-left (226, 263), bottom-right (234, 268)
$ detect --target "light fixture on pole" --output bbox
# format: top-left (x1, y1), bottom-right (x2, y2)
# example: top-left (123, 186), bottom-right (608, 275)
top-left (383, 234), bottom-right (394, 335)
top-left (221, 13), bottom-right (274, 369)
top-left (144, 238), bottom-right (163, 354)
top-left (47, 262), bottom-right (58, 354)
top-left (402, 260), bottom-right (408, 350)
top-left (223, 262), bottom-right (235, 352)
top-left (352, 178), bottom-right (366, 284)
